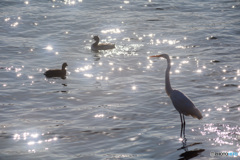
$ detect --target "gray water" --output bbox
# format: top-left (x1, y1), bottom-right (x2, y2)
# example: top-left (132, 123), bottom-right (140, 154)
top-left (0, 0), bottom-right (240, 159)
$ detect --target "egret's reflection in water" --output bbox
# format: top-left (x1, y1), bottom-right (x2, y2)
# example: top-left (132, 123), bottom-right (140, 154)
top-left (178, 140), bottom-right (205, 160)
top-left (179, 148), bottom-right (205, 160)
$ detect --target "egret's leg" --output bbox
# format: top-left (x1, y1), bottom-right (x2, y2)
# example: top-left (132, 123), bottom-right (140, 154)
top-left (183, 115), bottom-right (186, 136)
top-left (183, 115), bottom-right (187, 142)
top-left (179, 113), bottom-right (183, 138)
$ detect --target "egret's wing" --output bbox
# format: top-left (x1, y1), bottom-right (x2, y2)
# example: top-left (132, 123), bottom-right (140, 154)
top-left (170, 90), bottom-right (203, 119)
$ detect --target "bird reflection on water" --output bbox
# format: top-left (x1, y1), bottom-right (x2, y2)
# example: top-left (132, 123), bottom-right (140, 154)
top-left (179, 148), bottom-right (205, 160)
top-left (178, 141), bottom-right (204, 160)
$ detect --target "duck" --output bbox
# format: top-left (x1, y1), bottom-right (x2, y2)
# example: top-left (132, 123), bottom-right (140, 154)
top-left (91, 36), bottom-right (115, 51)
top-left (44, 62), bottom-right (68, 79)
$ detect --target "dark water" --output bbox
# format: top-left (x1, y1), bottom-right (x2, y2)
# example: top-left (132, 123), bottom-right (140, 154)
top-left (0, 0), bottom-right (240, 159)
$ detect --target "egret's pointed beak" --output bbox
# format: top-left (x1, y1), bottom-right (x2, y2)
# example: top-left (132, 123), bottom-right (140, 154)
top-left (149, 54), bottom-right (163, 58)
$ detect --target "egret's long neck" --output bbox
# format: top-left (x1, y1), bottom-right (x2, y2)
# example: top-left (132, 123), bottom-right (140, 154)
top-left (165, 58), bottom-right (173, 96)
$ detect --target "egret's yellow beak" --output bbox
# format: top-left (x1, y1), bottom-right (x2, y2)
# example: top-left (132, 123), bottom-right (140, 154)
top-left (149, 54), bottom-right (163, 58)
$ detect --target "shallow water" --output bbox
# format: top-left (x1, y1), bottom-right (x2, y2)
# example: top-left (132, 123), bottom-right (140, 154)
top-left (0, 0), bottom-right (240, 159)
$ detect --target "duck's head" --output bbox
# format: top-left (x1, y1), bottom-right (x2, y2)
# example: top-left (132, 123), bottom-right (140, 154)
top-left (93, 36), bottom-right (100, 41)
top-left (62, 62), bottom-right (68, 69)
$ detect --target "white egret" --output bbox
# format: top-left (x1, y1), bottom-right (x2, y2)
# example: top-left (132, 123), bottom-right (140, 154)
top-left (150, 54), bottom-right (203, 139)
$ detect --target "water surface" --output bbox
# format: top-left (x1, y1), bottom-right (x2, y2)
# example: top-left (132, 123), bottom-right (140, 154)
top-left (0, 0), bottom-right (240, 159)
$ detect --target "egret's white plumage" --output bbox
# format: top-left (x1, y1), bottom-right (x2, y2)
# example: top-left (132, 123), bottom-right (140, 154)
top-left (170, 90), bottom-right (202, 119)
top-left (150, 54), bottom-right (203, 138)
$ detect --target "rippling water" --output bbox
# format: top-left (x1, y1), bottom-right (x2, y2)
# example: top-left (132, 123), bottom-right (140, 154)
top-left (0, 0), bottom-right (240, 159)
